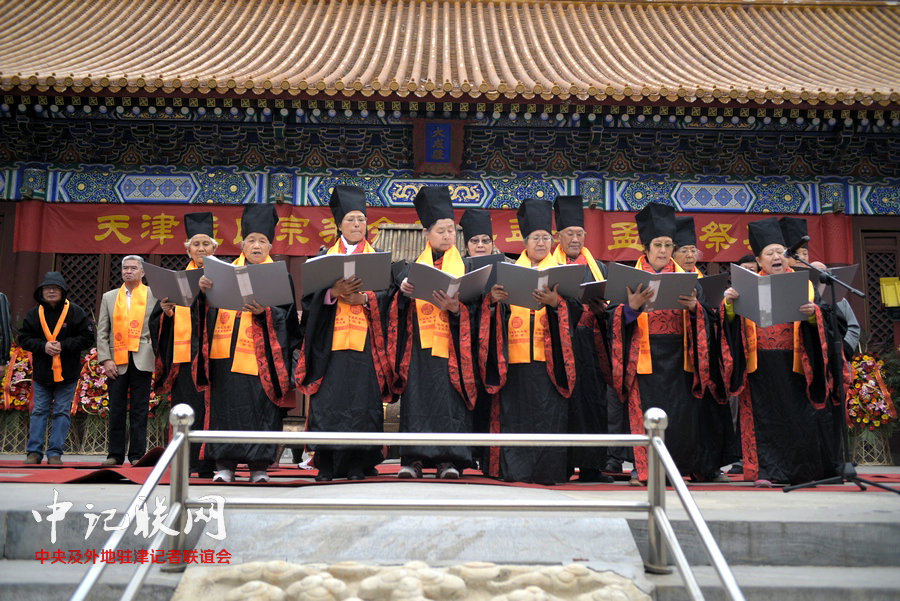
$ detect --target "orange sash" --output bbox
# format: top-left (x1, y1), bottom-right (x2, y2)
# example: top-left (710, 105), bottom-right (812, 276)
top-left (508, 251), bottom-right (558, 363)
top-left (328, 238), bottom-right (374, 352)
top-left (415, 242), bottom-right (464, 359)
top-left (113, 283), bottom-right (148, 365)
top-left (552, 246), bottom-right (604, 282)
top-left (209, 254), bottom-right (272, 375)
top-left (39, 300), bottom-right (70, 382)
top-left (172, 260), bottom-right (199, 364)
top-left (744, 267), bottom-right (814, 374)
top-left (633, 256), bottom-right (691, 374)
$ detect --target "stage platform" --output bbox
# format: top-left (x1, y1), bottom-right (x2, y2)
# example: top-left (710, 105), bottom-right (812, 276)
top-left (1, 455), bottom-right (898, 601)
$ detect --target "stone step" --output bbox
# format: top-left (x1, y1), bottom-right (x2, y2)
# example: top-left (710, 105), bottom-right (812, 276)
top-left (648, 565), bottom-right (900, 601)
top-left (0, 559), bottom-right (181, 601)
top-left (626, 517), bottom-right (900, 568)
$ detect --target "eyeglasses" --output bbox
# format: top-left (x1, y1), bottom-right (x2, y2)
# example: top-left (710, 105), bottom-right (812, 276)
top-left (527, 235), bottom-right (553, 243)
top-left (650, 242), bottom-right (675, 250)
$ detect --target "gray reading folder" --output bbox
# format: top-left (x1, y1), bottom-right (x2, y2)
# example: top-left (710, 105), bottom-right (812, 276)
top-left (730, 263), bottom-right (809, 328)
top-left (301, 251), bottom-right (392, 294)
top-left (406, 263), bottom-right (493, 305)
top-left (142, 262), bottom-right (204, 307)
top-left (496, 262), bottom-right (584, 310)
top-left (698, 271), bottom-right (731, 307)
top-left (579, 280), bottom-right (607, 303)
top-left (203, 255), bottom-right (294, 311)
top-left (796, 264), bottom-right (859, 303)
top-left (605, 261), bottom-right (698, 311)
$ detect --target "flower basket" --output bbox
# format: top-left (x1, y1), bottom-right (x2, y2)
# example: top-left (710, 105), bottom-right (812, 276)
top-left (846, 351), bottom-right (896, 466)
top-left (852, 432), bottom-right (892, 466)
top-left (2, 344), bottom-right (33, 412)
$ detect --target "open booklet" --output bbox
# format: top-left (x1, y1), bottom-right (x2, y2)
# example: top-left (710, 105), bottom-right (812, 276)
top-left (465, 252), bottom-right (508, 290)
top-left (202, 255), bottom-right (295, 311)
top-left (406, 263), bottom-right (493, 305)
top-left (301, 251), bottom-right (393, 294)
top-left (698, 271), bottom-right (731, 307)
top-left (730, 263), bottom-right (809, 327)
top-left (142, 262), bottom-right (205, 307)
top-left (496, 262), bottom-right (584, 310)
top-left (604, 261), bottom-right (698, 311)
top-left (794, 264), bottom-right (859, 303)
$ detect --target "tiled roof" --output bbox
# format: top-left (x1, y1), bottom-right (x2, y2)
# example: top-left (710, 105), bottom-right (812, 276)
top-left (0, 0), bottom-right (897, 107)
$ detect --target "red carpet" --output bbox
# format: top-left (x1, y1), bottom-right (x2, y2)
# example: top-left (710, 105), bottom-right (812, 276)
top-left (1, 458), bottom-right (898, 492)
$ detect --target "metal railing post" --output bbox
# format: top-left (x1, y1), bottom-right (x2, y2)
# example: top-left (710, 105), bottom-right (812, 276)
top-left (161, 403), bottom-right (193, 573)
top-left (644, 407), bottom-right (671, 574)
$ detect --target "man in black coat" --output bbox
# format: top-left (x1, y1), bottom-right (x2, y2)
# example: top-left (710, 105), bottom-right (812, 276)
top-left (18, 272), bottom-right (94, 464)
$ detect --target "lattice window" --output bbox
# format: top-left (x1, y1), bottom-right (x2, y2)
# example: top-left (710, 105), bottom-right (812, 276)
top-left (56, 254), bottom-right (100, 316)
top-left (865, 251), bottom-right (897, 349)
top-left (108, 254), bottom-right (129, 290)
top-left (159, 255), bottom-right (185, 270)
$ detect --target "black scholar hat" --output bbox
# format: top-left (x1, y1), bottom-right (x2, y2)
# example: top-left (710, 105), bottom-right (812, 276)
top-left (517, 197), bottom-right (553, 239)
top-left (329, 185), bottom-right (367, 224)
top-left (460, 208), bottom-right (492, 242)
top-left (553, 195), bottom-right (584, 231)
top-left (748, 217), bottom-right (786, 257)
top-left (184, 212), bottom-right (214, 239)
top-left (673, 215), bottom-right (696, 248)
top-left (413, 186), bottom-right (454, 229)
top-left (241, 204), bottom-right (278, 242)
top-left (634, 202), bottom-right (676, 246)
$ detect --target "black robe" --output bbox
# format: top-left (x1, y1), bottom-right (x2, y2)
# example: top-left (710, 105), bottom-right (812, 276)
top-left (296, 279), bottom-right (394, 477)
top-left (566, 261), bottom-right (612, 478)
top-left (388, 259), bottom-right (478, 470)
top-left (609, 261), bottom-right (722, 482)
top-left (205, 297), bottom-right (301, 468)
top-left (481, 295), bottom-right (582, 484)
top-left (720, 304), bottom-right (840, 484)
top-left (150, 293), bottom-right (212, 475)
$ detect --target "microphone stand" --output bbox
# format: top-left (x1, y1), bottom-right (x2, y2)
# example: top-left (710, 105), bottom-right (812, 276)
top-left (781, 254), bottom-right (899, 494)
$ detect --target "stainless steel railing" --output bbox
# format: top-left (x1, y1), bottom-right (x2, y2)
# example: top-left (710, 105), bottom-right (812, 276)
top-left (71, 404), bottom-right (744, 601)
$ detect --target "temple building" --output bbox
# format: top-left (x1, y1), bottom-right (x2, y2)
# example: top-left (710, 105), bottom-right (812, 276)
top-left (0, 0), bottom-right (898, 346)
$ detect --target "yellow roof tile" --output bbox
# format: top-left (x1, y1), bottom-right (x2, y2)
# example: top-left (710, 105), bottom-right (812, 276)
top-left (0, 0), bottom-right (897, 106)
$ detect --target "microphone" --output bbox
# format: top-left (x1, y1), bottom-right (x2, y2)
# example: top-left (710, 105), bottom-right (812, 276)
top-left (782, 235), bottom-right (809, 258)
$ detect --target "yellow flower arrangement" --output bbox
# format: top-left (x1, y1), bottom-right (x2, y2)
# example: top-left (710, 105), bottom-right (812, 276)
top-left (2, 344), bottom-right (33, 411)
top-left (847, 352), bottom-right (896, 443)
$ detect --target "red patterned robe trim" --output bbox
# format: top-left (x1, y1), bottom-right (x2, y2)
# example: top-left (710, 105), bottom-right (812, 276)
top-left (738, 387), bottom-right (760, 481)
top-left (447, 303), bottom-right (477, 410)
top-left (387, 296), bottom-right (415, 395)
top-left (488, 390), bottom-right (501, 478)
top-left (365, 291), bottom-right (396, 404)
top-left (799, 306), bottom-right (832, 410)
top-left (587, 311), bottom-right (614, 388)
top-left (619, 305), bottom-right (650, 481)
top-left (543, 301), bottom-right (577, 399)
top-left (251, 308), bottom-right (293, 408)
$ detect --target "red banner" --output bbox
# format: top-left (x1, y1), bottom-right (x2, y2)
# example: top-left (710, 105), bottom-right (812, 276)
top-left (13, 201), bottom-right (853, 264)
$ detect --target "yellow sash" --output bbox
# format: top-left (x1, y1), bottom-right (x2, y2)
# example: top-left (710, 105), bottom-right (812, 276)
top-left (172, 260), bottom-right (199, 364)
top-left (744, 267), bottom-right (814, 374)
top-left (552, 246), bottom-right (604, 282)
top-left (39, 300), bottom-right (70, 382)
top-left (509, 252), bottom-right (558, 363)
top-left (633, 256), bottom-right (692, 374)
top-left (209, 254), bottom-right (272, 375)
top-left (415, 242), bottom-right (464, 359)
top-left (113, 283), bottom-right (148, 365)
top-left (328, 239), bottom-right (374, 352)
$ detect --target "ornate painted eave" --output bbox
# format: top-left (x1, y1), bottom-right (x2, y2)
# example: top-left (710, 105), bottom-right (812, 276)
top-left (0, 0), bottom-right (897, 108)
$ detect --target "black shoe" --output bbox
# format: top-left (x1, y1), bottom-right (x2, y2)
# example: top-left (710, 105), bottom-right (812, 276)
top-left (365, 467), bottom-right (379, 477)
top-left (727, 464), bottom-right (743, 475)
top-left (315, 472), bottom-right (333, 482)
top-left (604, 460), bottom-right (623, 474)
top-left (578, 468), bottom-right (612, 483)
top-left (102, 457), bottom-right (123, 466)
top-left (348, 472), bottom-right (365, 481)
